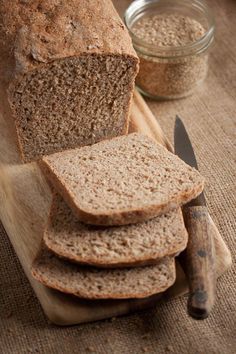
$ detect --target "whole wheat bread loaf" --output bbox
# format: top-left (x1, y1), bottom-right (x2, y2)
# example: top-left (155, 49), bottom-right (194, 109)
top-left (40, 133), bottom-right (205, 226)
top-left (0, 0), bottom-right (138, 162)
top-left (31, 248), bottom-right (176, 299)
top-left (44, 193), bottom-right (188, 267)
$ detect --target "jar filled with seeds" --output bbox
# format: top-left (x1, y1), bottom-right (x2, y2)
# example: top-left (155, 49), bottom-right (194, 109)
top-left (125, 0), bottom-right (215, 100)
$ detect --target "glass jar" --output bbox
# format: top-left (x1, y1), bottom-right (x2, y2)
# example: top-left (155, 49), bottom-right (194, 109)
top-left (124, 0), bottom-right (215, 100)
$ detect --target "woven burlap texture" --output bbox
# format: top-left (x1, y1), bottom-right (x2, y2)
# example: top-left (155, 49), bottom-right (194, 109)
top-left (0, 0), bottom-right (235, 353)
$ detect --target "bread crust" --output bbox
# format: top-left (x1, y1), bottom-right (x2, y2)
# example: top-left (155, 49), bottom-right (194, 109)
top-left (43, 193), bottom-right (188, 268)
top-left (44, 239), bottom-right (185, 269)
top-left (31, 253), bottom-right (176, 299)
top-left (31, 271), bottom-right (175, 299)
top-left (1, 0), bottom-right (138, 76)
top-left (1, 0), bottom-right (139, 162)
top-left (39, 157), bottom-right (204, 226)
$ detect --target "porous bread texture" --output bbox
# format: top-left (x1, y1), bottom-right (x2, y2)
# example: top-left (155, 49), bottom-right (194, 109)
top-left (31, 249), bottom-right (176, 299)
top-left (0, 0), bottom-right (139, 162)
top-left (44, 193), bottom-right (188, 267)
top-left (10, 54), bottom-right (137, 162)
top-left (40, 133), bottom-right (205, 226)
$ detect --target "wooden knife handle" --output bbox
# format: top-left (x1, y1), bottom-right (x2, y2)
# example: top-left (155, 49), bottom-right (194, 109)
top-left (182, 205), bottom-right (216, 320)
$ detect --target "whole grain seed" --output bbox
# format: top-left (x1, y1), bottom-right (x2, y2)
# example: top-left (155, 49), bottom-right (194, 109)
top-left (133, 15), bottom-right (205, 47)
top-left (132, 14), bottom-right (208, 99)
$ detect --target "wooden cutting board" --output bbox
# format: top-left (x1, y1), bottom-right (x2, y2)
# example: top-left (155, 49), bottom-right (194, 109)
top-left (0, 87), bottom-right (231, 325)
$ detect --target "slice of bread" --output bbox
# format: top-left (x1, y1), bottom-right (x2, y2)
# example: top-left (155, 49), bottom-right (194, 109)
top-left (40, 133), bottom-right (204, 226)
top-left (44, 193), bottom-right (188, 267)
top-left (31, 249), bottom-right (176, 299)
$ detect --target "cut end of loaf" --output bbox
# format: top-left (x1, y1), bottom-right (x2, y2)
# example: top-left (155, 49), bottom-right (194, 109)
top-left (9, 54), bottom-right (138, 162)
top-left (31, 248), bottom-right (176, 299)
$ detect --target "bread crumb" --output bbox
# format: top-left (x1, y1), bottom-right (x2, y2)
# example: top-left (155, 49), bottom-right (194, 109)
top-left (86, 346), bottom-right (96, 353)
top-left (111, 316), bottom-right (116, 322)
top-left (141, 333), bottom-right (150, 340)
top-left (166, 345), bottom-right (174, 352)
top-left (142, 347), bottom-right (149, 353)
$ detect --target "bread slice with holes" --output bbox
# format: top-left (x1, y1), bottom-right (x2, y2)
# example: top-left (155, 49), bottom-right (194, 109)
top-left (31, 248), bottom-right (176, 299)
top-left (40, 133), bottom-right (204, 226)
top-left (44, 193), bottom-right (188, 267)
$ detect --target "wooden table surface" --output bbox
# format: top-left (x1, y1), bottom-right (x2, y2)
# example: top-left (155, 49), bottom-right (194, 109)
top-left (0, 1), bottom-right (235, 353)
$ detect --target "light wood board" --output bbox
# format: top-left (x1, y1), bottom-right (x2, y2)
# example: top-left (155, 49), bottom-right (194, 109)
top-left (0, 85), bottom-right (231, 325)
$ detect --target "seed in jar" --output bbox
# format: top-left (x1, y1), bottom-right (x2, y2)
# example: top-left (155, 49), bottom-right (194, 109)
top-left (132, 14), bottom-right (205, 47)
top-left (131, 14), bottom-right (208, 99)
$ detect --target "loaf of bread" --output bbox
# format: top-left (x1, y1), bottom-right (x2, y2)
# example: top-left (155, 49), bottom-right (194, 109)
top-left (0, 0), bottom-right (139, 162)
top-left (44, 193), bottom-right (188, 267)
top-left (31, 248), bottom-right (176, 299)
top-left (40, 133), bottom-right (205, 226)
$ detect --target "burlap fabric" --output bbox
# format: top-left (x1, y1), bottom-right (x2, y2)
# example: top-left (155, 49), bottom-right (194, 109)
top-left (0, 0), bottom-right (235, 353)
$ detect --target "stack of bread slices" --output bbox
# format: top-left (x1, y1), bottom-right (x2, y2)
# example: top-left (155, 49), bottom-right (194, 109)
top-left (32, 133), bottom-right (205, 300)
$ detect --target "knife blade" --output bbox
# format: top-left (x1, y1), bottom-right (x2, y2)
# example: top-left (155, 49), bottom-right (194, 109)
top-left (174, 115), bottom-right (216, 320)
top-left (174, 116), bottom-right (206, 207)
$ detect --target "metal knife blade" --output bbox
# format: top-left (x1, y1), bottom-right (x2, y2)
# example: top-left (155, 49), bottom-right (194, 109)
top-left (174, 115), bottom-right (206, 207)
top-left (174, 115), bottom-right (216, 320)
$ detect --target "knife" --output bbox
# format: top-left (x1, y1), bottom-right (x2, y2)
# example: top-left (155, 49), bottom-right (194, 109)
top-left (174, 116), bottom-right (216, 320)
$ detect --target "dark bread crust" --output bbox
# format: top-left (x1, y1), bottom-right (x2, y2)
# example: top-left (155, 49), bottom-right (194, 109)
top-left (39, 152), bottom-right (204, 226)
top-left (31, 249), bottom-right (176, 299)
top-left (0, 0), bottom-right (139, 162)
top-left (45, 241), bottom-right (183, 269)
top-left (69, 185), bottom-right (204, 226)
top-left (1, 0), bottom-right (138, 75)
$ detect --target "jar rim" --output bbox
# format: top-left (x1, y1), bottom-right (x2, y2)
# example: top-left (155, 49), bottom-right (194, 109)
top-left (124, 0), bottom-right (215, 58)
